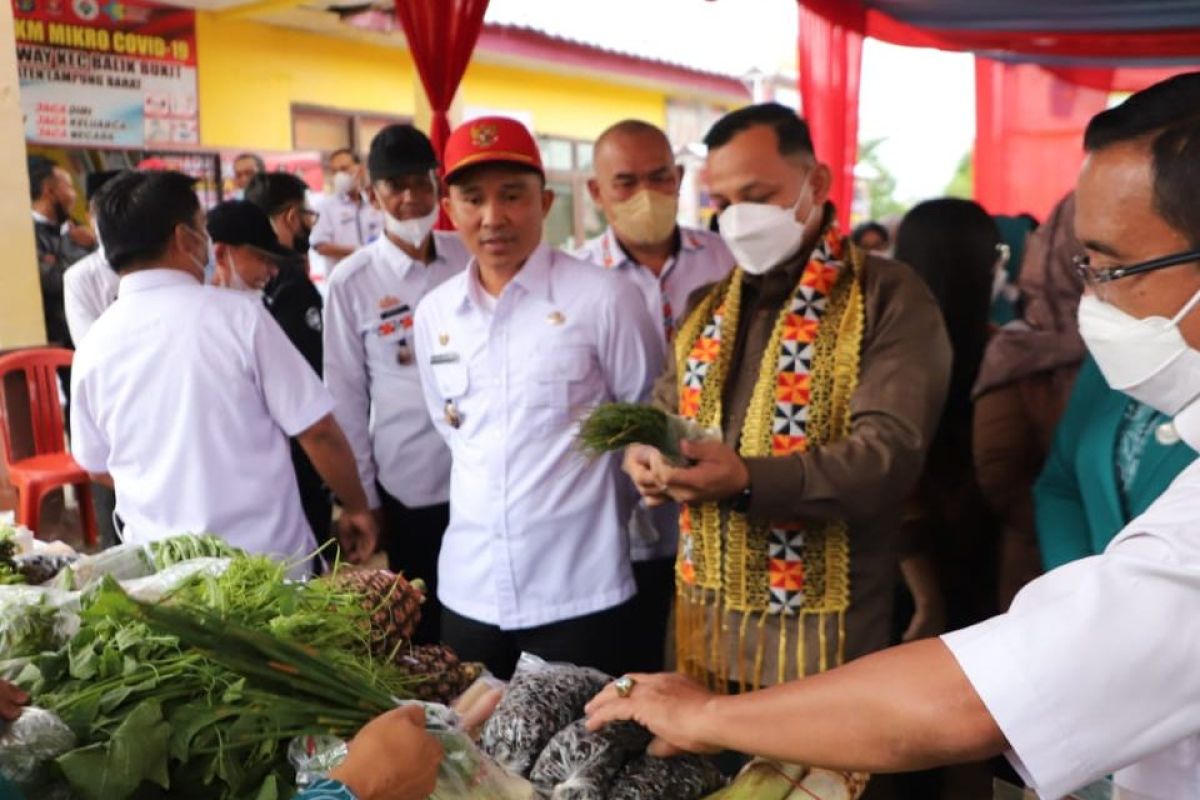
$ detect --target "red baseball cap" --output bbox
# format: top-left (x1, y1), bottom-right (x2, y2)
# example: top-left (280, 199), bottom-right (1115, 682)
top-left (443, 116), bottom-right (544, 182)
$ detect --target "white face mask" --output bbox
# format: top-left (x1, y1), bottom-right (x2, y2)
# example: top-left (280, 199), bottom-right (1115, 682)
top-left (384, 208), bottom-right (437, 248)
top-left (717, 179), bottom-right (816, 275)
top-left (332, 170), bottom-right (357, 195)
top-left (223, 255), bottom-right (259, 293)
top-left (184, 226), bottom-right (215, 282)
top-left (1077, 287), bottom-right (1200, 416)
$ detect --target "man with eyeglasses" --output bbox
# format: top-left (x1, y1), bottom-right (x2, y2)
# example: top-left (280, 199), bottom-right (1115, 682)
top-left (1034, 79), bottom-right (1200, 580)
top-left (323, 125), bottom-right (470, 642)
top-left (587, 74), bottom-right (1200, 800)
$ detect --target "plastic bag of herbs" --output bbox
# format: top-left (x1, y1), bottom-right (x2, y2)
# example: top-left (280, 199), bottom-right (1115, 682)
top-left (61, 533), bottom-right (242, 590)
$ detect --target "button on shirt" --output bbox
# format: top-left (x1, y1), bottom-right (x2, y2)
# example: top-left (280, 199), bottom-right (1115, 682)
top-left (309, 192), bottom-right (383, 284)
top-left (943, 420), bottom-right (1200, 800)
top-left (324, 231), bottom-right (470, 509)
top-left (574, 225), bottom-right (735, 561)
top-left (70, 269), bottom-right (334, 563)
top-left (413, 244), bottom-right (663, 629)
top-left (63, 247), bottom-right (119, 344)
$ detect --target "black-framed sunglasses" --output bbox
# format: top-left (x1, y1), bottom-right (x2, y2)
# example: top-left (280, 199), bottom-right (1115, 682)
top-left (1073, 248), bottom-right (1200, 287)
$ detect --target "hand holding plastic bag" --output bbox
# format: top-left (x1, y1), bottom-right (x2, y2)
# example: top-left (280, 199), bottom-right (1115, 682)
top-left (289, 702), bottom-right (533, 800)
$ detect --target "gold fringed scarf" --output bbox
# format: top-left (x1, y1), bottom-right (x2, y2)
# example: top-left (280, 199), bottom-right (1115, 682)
top-left (674, 230), bottom-right (865, 691)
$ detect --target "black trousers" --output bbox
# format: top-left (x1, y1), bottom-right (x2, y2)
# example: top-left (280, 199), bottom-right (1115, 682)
top-left (442, 600), bottom-right (637, 680)
top-left (91, 482), bottom-right (118, 549)
top-left (629, 557), bottom-right (676, 672)
top-left (290, 440), bottom-right (332, 568)
top-left (378, 485), bottom-right (449, 646)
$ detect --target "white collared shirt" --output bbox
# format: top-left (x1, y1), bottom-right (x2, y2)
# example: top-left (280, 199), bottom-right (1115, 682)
top-left (324, 231), bottom-right (470, 509)
top-left (309, 191), bottom-right (384, 284)
top-left (32, 209), bottom-right (69, 235)
top-left (70, 269), bottom-right (334, 564)
top-left (943, 401), bottom-right (1200, 800)
top-left (413, 244), bottom-right (663, 629)
top-left (63, 247), bottom-right (119, 344)
top-left (574, 225), bottom-right (735, 561)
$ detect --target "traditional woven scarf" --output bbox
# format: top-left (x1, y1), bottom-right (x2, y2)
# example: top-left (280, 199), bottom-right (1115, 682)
top-left (673, 229), bottom-right (865, 690)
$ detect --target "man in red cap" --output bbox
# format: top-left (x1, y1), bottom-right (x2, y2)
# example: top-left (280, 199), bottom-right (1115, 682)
top-left (412, 117), bottom-right (663, 678)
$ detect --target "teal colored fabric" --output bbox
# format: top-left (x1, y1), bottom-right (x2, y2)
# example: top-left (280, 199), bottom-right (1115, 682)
top-left (1034, 355), bottom-right (1197, 570)
top-left (0, 775), bottom-right (25, 800)
top-left (1115, 400), bottom-right (1170, 509)
top-left (295, 779), bottom-right (357, 799)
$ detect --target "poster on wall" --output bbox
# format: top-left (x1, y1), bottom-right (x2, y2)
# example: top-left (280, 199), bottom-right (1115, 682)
top-left (12, 0), bottom-right (198, 148)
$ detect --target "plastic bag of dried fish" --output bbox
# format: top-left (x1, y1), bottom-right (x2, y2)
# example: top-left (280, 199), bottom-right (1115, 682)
top-left (529, 718), bottom-right (652, 799)
top-left (480, 653), bottom-right (611, 777)
top-left (607, 753), bottom-right (726, 800)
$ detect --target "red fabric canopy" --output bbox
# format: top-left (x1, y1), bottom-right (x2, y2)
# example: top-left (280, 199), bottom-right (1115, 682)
top-left (796, 0), bottom-right (1200, 222)
top-left (395, 0), bottom-right (489, 227)
top-left (973, 59), bottom-right (1111, 219)
top-left (394, 0), bottom-right (488, 159)
top-left (798, 2), bottom-right (862, 230)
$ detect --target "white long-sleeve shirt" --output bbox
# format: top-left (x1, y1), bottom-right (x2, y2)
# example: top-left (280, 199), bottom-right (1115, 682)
top-left (574, 225), bottom-right (735, 561)
top-left (323, 232), bottom-right (469, 509)
top-left (413, 244), bottom-right (663, 629)
top-left (943, 399), bottom-right (1200, 799)
top-left (63, 248), bottom-right (119, 344)
top-left (71, 269), bottom-right (331, 562)
top-left (309, 191), bottom-right (383, 286)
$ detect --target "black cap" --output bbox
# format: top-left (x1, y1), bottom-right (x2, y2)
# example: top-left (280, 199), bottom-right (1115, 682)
top-left (206, 200), bottom-right (293, 261)
top-left (86, 169), bottom-right (124, 202)
top-left (367, 124), bottom-right (437, 180)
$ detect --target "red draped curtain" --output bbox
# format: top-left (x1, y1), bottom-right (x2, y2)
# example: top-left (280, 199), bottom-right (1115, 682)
top-left (395, 0), bottom-right (489, 226)
top-left (395, 0), bottom-right (489, 158)
top-left (973, 59), bottom-right (1112, 220)
top-left (797, 1), bottom-right (864, 230)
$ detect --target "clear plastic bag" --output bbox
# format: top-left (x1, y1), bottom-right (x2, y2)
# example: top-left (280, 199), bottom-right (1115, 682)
top-left (480, 654), bottom-right (610, 777)
top-left (287, 734), bottom-right (350, 788)
top-left (120, 557), bottom-right (231, 603)
top-left (530, 719), bottom-right (652, 799)
top-left (0, 585), bottom-right (81, 658)
top-left (64, 543), bottom-right (155, 589)
top-left (287, 702), bottom-right (535, 799)
top-left (607, 753), bottom-right (725, 800)
top-left (0, 706), bottom-right (76, 797)
top-left (423, 701), bottom-right (535, 799)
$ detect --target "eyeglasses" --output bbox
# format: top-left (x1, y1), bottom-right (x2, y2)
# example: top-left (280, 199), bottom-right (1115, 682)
top-left (300, 208), bottom-right (320, 224)
top-left (1073, 247), bottom-right (1200, 288)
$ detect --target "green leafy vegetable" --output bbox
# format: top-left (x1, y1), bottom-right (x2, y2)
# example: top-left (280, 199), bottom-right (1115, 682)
top-left (577, 402), bottom-right (719, 465)
top-left (23, 556), bottom-right (427, 800)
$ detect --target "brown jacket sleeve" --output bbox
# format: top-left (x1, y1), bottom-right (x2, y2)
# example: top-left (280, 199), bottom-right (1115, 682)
top-left (743, 256), bottom-right (952, 526)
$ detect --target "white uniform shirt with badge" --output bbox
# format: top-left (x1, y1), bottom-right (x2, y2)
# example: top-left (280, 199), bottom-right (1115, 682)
top-left (574, 225), bottom-right (735, 562)
top-left (413, 244), bottom-right (663, 630)
top-left (323, 230), bottom-right (470, 510)
top-left (70, 269), bottom-right (334, 565)
top-left (942, 400), bottom-right (1200, 800)
top-left (309, 191), bottom-right (384, 285)
top-left (63, 246), bottom-right (119, 344)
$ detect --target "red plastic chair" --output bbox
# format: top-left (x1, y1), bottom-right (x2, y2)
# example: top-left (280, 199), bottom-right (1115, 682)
top-left (0, 347), bottom-right (97, 546)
